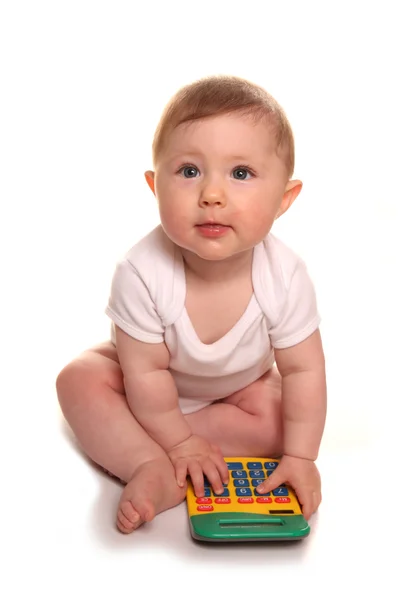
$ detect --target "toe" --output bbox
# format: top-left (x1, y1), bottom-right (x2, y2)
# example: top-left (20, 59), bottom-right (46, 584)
top-left (117, 517), bottom-right (133, 534)
top-left (117, 509), bottom-right (138, 534)
top-left (119, 500), bottom-right (140, 524)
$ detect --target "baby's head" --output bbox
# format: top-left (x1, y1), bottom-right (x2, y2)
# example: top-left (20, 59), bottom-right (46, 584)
top-left (146, 75), bottom-right (302, 262)
top-left (152, 75), bottom-right (295, 178)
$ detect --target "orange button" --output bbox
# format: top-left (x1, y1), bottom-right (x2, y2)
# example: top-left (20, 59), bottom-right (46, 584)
top-left (196, 497), bottom-right (212, 504)
top-left (238, 497), bottom-right (254, 504)
top-left (256, 497), bottom-right (272, 503)
top-left (197, 505), bottom-right (214, 512)
top-left (275, 497), bottom-right (291, 503)
top-left (215, 497), bottom-right (231, 504)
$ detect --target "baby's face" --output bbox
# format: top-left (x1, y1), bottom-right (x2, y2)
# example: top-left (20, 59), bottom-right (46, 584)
top-left (151, 112), bottom-right (295, 262)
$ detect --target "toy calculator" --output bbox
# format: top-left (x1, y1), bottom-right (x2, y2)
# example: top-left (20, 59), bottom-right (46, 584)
top-left (186, 457), bottom-right (310, 542)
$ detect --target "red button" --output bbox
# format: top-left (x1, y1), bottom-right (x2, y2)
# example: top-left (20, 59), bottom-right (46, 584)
top-left (196, 497), bottom-right (212, 504)
top-left (256, 497), bottom-right (272, 503)
top-left (275, 497), bottom-right (291, 503)
top-left (197, 505), bottom-right (214, 512)
top-left (215, 498), bottom-right (231, 504)
top-left (238, 497), bottom-right (254, 504)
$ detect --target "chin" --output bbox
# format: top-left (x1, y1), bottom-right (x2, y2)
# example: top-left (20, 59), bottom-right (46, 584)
top-left (192, 247), bottom-right (238, 262)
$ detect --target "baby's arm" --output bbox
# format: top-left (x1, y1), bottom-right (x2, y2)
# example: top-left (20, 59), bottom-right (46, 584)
top-left (257, 329), bottom-right (326, 518)
top-left (276, 328), bottom-right (326, 461)
top-left (115, 326), bottom-right (228, 495)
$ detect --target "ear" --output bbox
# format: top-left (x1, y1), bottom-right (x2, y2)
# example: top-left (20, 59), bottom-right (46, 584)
top-left (144, 170), bottom-right (156, 195)
top-left (275, 179), bottom-right (302, 219)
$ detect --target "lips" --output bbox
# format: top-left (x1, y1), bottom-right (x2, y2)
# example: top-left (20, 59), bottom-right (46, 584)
top-left (196, 223), bottom-right (231, 237)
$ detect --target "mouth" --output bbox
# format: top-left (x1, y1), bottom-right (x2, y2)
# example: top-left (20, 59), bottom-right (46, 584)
top-left (195, 222), bottom-right (231, 237)
top-left (197, 222), bottom-right (228, 227)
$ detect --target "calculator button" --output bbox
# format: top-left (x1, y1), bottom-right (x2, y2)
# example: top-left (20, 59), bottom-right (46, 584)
top-left (196, 497), bottom-right (212, 504)
top-left (233, 478), bottom-right (250, 487)
top-left (264, 461), bottom-right (278, 470)
top-left (249, 470), bottom-right (265, 478)
top-left (266, 470), bottom-right (277, 477)
top-left (236, 487), bottom-right (252, 497)
top-left (213, 488), bottom-right (230, 497)
top-left (254, 489), bottom-right (270, 496)
top-left (256, 497), bottom-right (272, 504)
top-left (215, 498), bottom-right (231, 504)
top-left (272, 487), bottom-right (289, 496)
top-left (247, 462), bottom-right (263, 469)
top-left (197, 505), bottom-right (214, 512)
top-left (251, 478), bottom-right (265, 487)
top-left (231, 470), bottom-right (247, 478)
top-left (275, 497), bottom-right (291, 503)
top-left (238, 497), bottom-right (254, 504)
top-left (203, 487), bottom-right (211, 497)
top-left (226, 462), bottom-right (243, 469)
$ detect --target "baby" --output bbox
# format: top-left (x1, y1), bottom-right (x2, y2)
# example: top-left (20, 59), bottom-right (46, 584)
top-left (56, 75), bottom-right (327, 534)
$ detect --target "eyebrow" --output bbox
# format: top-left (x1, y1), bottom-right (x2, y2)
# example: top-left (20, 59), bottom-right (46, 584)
top-left (166, 151), bottom-right (260, 164)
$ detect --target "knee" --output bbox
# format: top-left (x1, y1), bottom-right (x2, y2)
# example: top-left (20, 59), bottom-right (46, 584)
top-left (255, 389), bottom-right (283, 456)
top-left (56, 358), bottom-right (103, 414)
top-left (56, 360), bottom-right (86, 412)
top-left (257, 406), bottom-right (283, 457)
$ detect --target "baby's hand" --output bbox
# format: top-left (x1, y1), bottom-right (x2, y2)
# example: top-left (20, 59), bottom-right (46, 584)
top-left (256, 455), bottom-right (322, 520)
top-left (168, 434), bottom-right (229, 497)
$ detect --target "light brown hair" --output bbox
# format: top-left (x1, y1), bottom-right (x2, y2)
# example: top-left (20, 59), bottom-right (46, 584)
top-left (152, 75), bottom-right (295, 178)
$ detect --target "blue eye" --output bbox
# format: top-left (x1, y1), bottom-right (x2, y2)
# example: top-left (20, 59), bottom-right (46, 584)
top-left (180, 166), bottom-right (199, 178)
top-left (233, 167), bottom-right (252, 180)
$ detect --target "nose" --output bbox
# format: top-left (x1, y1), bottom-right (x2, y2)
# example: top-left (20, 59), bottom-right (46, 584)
top-left (199, 178), bottom-right (227, 208)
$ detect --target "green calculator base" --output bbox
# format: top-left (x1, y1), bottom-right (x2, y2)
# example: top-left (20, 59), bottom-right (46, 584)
top-left (189, 512), bottom-right (310, 542)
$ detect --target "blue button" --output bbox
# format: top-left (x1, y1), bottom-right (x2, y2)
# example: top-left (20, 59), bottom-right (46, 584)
top-left (254, 489), bottom-right (270, 496)
top-left (213, 488), bottom-right (230, 497)
top-left (233, 478), bottom-right (249, 487)
top-left (236, 487), bottom-right (252, 497)
top-left (226, 462), bottom-right (243, 469)
top-left (272, 487), bottom-right (288, 496)
top-left (251, 478), bottom-right (265, 487)
top-left (203, 487), bottom-right (211, 497)
top-left (264, 461), bottom-right (279, 470)
top-left (247, 462), bottom-right (263, 469)
top-left (231, 470), bottom-right (247, 478)
top-left (249, 470), bottom-right (265, 478)
top-left (266, 470), bottom-right (276, 477)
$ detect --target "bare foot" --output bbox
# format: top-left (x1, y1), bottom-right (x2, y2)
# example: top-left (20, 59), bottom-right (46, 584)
top-left (116, 456), bottom-right (187, 534)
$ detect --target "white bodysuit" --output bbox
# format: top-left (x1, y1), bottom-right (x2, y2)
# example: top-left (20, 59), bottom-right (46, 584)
top-left (105, 226), bottom-right (320, 414)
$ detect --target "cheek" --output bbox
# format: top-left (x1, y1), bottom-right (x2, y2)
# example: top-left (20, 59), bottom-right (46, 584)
top-left (236, 198), bottom-right (277, 229)
top-left (158, 196), bottom-right (190, 237)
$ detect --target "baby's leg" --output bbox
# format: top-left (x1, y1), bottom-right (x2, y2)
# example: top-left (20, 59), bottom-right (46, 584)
top-left (56, 343), bottom-right (186, 533)
top-left (185, 368), bottom-right (283, 457)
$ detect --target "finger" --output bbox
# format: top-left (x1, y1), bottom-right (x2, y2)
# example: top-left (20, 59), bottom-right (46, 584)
top-left (256, 468), bottom-right (286, 494)
top-left (187, 461), bottom-right (205, 497)
top-left (310, 490), bottom-right (322, 517)
top-left (297, 489), bottom-right (314, 520)
top-left (174, 459), bottom-right (189, 488)
top-left (202, 460), bottom-right (224, 495)
top-left (211, 453), bottom-right (229, 484)
top-left (301, 498), bottom-right (313, 521)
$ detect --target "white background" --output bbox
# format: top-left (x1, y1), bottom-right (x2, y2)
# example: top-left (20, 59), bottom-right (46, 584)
top-left (1, 1), bottom-right (414, 598)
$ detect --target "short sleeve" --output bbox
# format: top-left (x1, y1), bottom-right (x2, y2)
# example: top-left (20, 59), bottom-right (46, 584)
top-left (270, 259), bottom-right (321, 349)
top-left (105, 258), bottom-right (165, 343)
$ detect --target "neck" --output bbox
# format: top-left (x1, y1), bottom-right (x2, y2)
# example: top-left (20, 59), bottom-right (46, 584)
top-left (181, 248), bottom-right (254, 284)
